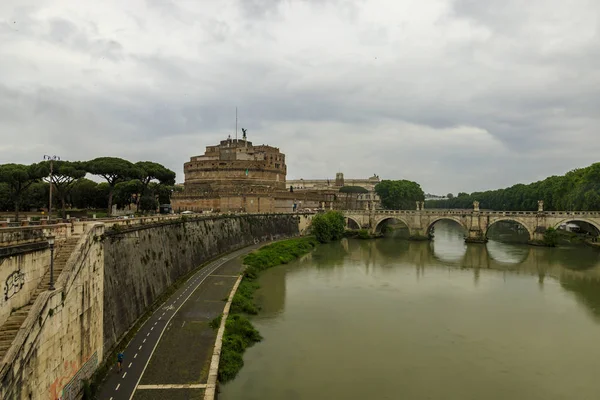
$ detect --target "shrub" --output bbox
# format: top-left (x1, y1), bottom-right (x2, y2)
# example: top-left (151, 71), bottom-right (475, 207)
top-left (311, 211), bottom-right (345, 243)
top-left (543, 227), bottom-right (558, 247)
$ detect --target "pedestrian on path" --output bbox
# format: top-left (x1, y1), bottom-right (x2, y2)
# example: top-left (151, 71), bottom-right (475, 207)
top-left (117, 352), bottom-right (124, 373)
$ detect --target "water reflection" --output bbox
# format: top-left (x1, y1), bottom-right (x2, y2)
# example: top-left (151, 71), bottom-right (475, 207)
top-left (222, 220), bottom-right (600, 400)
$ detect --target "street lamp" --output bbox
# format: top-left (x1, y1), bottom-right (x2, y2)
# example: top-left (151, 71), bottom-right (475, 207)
top-left (43, 155), bottom-right (60, 221)
top-left (47, 235), bottom-right (56, 290)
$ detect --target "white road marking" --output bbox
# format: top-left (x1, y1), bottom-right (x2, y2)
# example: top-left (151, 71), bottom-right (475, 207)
top-left (143, 338), bottom-right (146, 343)
top-left (129, 256), bottom-right (235, 400)
top-left (123, 372), bottom-right (128, 378)
top-left (147, 333), bottom-right (150, 337)
top-left (116, 384), bottom-right (121, 391)
top-left (151, 326), bottom-right (154, 331)
top-left (138, 346), bottom-right (142, 351)
top-left (154, 322), bottom-right (157, 326)
top-left (182, 321), bottom-right (186, 327)
top-left (134, 353), bottom-right (138, 359)
top-left (158, 317), bottom-right (162, 321)
top-left (128, 362), bottom-right (132, 368)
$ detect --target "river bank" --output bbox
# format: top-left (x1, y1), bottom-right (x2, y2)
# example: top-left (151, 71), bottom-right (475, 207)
top-left (216, 237), bottom-right (318, 385)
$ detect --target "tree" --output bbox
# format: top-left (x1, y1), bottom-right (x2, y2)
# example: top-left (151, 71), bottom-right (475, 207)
top-left (447, 193), bottom-right (454, 199)
top-left (151, 183), bottom-right (177, 205)
top-left (22, 182), bottom-right (50, 211)
top-left (0, 163), bottom-right (49, 221)
top-left (70, 178), bottom-right (99, 209)
top-left (114, 180), bottom-right (143, 210)
top-left (42, 160), bottom-right (86, 217)
top-left (134, 161), bottom-right (176, 211)
top-left (426, 162), bottom-right (600, 212)
top-left (0, 182), bottom-right (11, 211)
top-left (85, 157), bottom-right (136, 216)
top-left (311, 211), bottom-right (345, 243)
top-left (375, 180), bottom-right (425, 210)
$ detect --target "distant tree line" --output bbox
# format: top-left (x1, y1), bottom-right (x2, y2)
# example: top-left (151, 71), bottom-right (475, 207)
top-left (427, 163), bottom-right (600, 211)
top-left (0, 157), bottom-right (177, 219)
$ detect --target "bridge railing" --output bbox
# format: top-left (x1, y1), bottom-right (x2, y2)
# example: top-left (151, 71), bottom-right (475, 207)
top-left (343, 210), bottom-right (600, 217)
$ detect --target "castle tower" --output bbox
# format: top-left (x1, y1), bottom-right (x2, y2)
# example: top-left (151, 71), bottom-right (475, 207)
top-left (335, 172), bottom-right (345, 187)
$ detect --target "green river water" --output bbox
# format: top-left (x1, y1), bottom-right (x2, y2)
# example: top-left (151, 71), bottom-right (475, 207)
top-left (220, 221), bottom-right (600, 400)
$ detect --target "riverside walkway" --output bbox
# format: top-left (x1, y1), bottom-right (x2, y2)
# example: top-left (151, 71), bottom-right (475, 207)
top-left (97, 244), bottom-right (262, 400)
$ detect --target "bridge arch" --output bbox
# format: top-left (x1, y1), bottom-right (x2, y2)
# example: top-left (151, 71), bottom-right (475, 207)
top-left (373, 216), bottom-right (411, 235)
top-left (345, 216), bottom-right (362, 230)
top-left (486, 218), bottom-right (533, 241)
top-left (554, 218), bottom-right (600, 236)
top-left (425, 217), bottom-right (468, 235)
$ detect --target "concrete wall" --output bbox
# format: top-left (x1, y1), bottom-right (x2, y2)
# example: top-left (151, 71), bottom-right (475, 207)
top-left (102, 213), bottom-right (301, 354)
top-left (0, 224), bottom-right (105, 400)
top-left (0, 225), bottom-right (76, 328)
top-left (0, 245), bottom-right (48, 327)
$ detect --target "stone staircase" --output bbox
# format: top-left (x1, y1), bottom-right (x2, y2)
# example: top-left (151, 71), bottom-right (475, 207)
top-left (0, 236), bottom-right (80, 360)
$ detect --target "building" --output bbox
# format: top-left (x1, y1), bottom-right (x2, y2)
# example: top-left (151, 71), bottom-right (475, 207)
top-left (287, 172), bottom-right (382, 210)
top-left (172, 135), bottom-right (333, 213)
top-left (183, 135), bottom-right (286, 193)
top-left (286, 173), bottom-right (381, 192)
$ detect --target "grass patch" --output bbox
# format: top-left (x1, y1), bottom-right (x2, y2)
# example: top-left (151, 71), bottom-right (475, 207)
top-left (219, 236), bottom-right (318, 383)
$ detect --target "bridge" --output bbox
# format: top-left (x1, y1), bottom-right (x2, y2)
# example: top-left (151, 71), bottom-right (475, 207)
top-left (343, 201), bottom-right (600, 243)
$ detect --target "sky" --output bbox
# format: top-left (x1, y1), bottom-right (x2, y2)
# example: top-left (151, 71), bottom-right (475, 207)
top-left (1, 0), bottom-right (599, 195)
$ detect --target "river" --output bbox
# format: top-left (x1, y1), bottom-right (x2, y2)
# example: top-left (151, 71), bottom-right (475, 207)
top-left (220, 220), bottom-right (600, 400)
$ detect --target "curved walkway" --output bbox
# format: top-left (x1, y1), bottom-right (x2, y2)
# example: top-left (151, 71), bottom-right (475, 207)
top-left (97, 243), bottom-right (263, 400)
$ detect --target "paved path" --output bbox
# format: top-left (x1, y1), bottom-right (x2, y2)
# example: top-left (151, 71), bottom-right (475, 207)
top-left (97, 243), bottom-right (262, 400)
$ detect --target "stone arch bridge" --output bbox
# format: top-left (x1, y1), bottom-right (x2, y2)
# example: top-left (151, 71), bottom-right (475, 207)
top-left (343, 206), bottom-right (600, 243)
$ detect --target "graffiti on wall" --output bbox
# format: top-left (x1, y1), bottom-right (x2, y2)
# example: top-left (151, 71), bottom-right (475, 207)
top-left (56, 352), bottom-right (98, 400)
top-left (4, 269), bottom-right (25, 301)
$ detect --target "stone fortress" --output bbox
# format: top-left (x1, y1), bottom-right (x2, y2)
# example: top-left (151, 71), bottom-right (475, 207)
top-left (183, 135), bottom-right (286, 193)
top-left (172, 132), bottom-right (382, 213)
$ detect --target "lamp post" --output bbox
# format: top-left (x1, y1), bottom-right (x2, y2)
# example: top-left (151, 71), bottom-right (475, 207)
top-left (43, 155), bottom-right (60, 221)
top-left (47, 235), bottom-right (56, 290)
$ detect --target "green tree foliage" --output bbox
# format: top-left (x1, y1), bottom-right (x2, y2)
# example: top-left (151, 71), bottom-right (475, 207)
top-left (0, 163), bottom-right (49, 220)
top-left (427, 162), bottom-right (600, 211)
top-left (447, 193), bottom-right (454, 199)
top-left (0, 182), bottom-right (11, 211)
top-left (543, 227), bottom-right (558, 247)
top-left (154, 184), bottom-right (177, 205)
top-left (113, 180), bottom-right (143, 210)
top-left (85, 157), bottom-right (136, 216)
top-left (139, 195), bottom-right (158, 212)
top-left (339, 185), bottom-right (369, 193)
top-left (70, 179), bottom-right (109, 209)
top-left (42, 160), bottom-right (87, 217)
top-left (22, 182), bottom-right (50, 211)
top-left (375, 180), bottom-right (425, 210)
top-left (134, 161), bottom-right (176, 211)
top-left (311, 211), bottom-right (345, 243)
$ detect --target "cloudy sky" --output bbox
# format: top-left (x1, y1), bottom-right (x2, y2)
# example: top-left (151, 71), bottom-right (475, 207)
top-left (1, 0), bottom-right (599, 194)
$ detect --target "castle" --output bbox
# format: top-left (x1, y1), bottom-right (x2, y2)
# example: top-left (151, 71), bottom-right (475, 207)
top-left (171, 135), bottom-right (380, 213)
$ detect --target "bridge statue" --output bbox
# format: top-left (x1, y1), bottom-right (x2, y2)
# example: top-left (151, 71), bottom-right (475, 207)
top-left (341, 200), bottom-right (600, 245)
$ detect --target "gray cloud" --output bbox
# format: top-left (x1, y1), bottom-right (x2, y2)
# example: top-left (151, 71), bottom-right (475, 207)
top-left (1, 0), bottom-right (599, 195)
